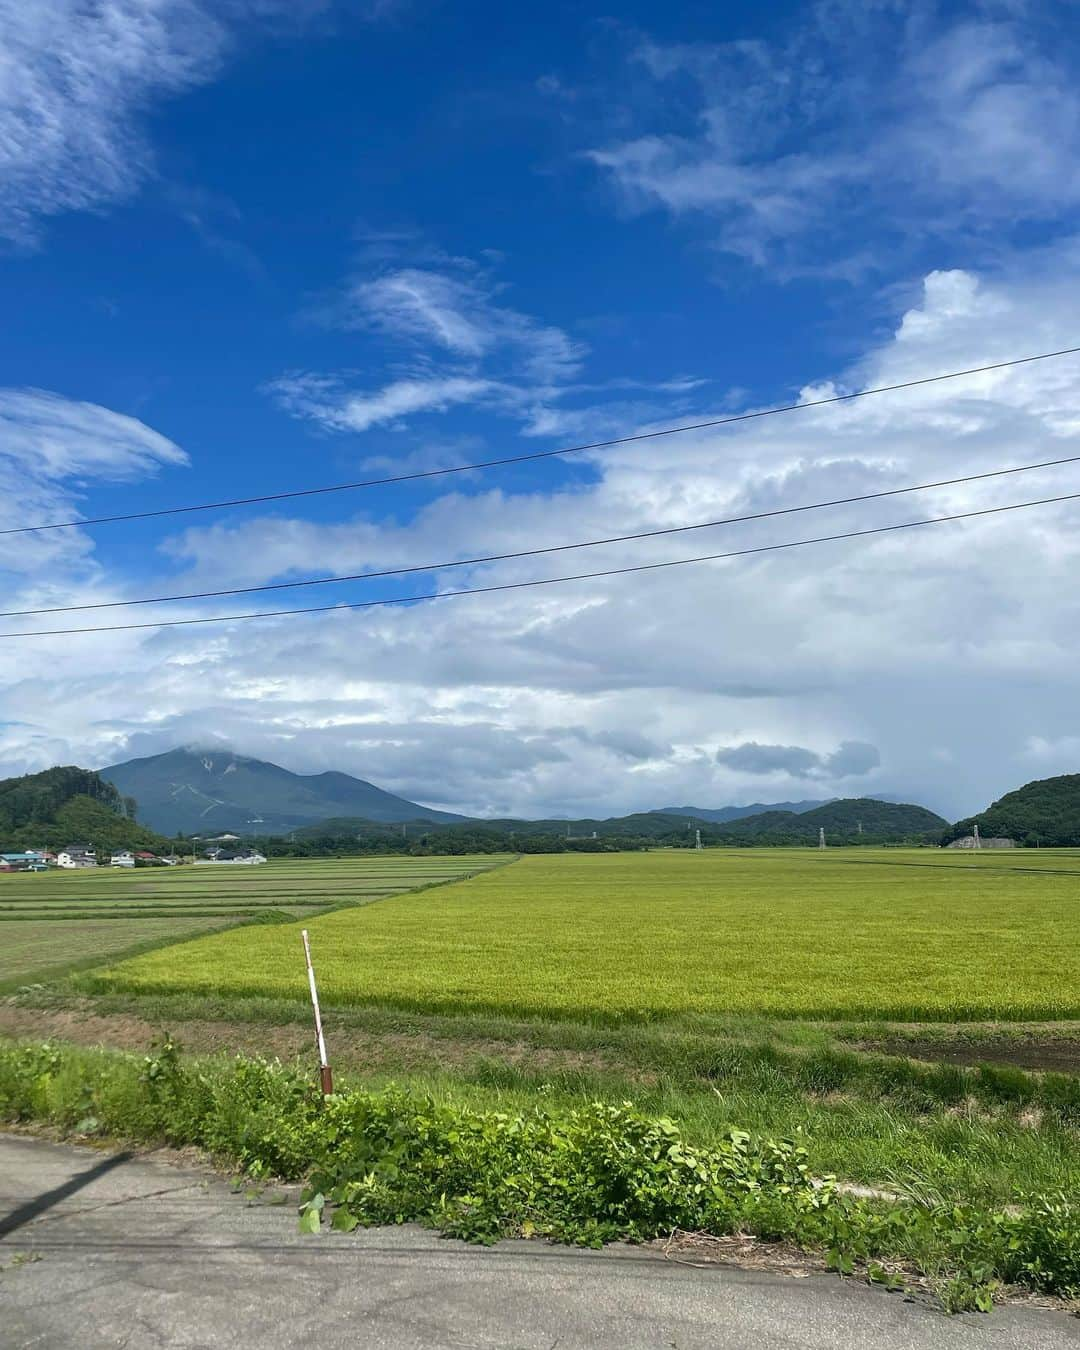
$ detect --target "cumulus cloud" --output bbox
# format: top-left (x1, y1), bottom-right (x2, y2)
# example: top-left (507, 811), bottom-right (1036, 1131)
top-left (586, 3), bottom-right (1080, 272)
top-left (6, 255), bottom-right (1080, 818)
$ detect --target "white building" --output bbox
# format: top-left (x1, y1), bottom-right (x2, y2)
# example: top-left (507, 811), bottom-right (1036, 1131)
top-left (195, 848), bottom-right (267, 866)
top-left (57, 845), bottom-right (97, 869)
top-left (110, 850), bottom-right (135, 868)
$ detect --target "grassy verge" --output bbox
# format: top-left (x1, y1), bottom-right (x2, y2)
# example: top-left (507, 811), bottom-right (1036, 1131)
top-left (5, 988), bottom-right (1080, 1210)
top-left (2, 1036), bottom-right (1079, 1315)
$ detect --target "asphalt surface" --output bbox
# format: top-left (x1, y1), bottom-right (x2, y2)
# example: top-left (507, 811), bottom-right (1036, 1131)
top-left (1, 1134), bottom-right (1078, 1349)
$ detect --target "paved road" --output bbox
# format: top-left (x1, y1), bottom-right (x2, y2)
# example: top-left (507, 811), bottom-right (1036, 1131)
top-left (1, 1134), bottom-right (1078, 1349)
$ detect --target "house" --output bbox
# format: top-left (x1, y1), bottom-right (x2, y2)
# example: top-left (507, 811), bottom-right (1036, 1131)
top-left (57, 845), bottom-right (98, 869)
top-left (134, 851), bottom-right (163, 867)
top-left (0, 851), bottom-right (42, 872)
top-left (110, 850), bottom-right (135, 868)
top-left (195, 848), bottom-right (267, 866)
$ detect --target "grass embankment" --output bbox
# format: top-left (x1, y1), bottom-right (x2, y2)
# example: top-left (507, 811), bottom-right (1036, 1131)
top-left (88, 850), bottom-right (1080, 1020)
top-left (2, 1036), bottom-right (1079, 1314)
top-left (7, 986), bottom-right (1080, 1212)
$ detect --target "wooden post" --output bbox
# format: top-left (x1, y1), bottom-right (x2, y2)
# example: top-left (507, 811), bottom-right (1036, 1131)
top-left (301, 929), bottom-right (333, 1095)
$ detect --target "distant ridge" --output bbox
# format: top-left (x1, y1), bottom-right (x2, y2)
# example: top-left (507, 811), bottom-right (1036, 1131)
top-left (658, 800), bottom-right (831, 824)
top-left (711, 797), bottom-right (947, 842)
top-left (942, 774), bottom-right (1080, 847)
top-left (101, 747), bottom-right (468, 835)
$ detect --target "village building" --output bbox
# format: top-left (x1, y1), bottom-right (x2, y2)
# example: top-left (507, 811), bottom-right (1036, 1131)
top-left (57, 845), bottom-right (98, 869)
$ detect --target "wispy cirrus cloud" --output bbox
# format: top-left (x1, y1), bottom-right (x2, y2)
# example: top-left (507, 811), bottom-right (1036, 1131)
top-left (268, 252), bottom-right (592, 436)
top-left (585, 2), bottom-right (1080, 274)
top-left (270, 250), bottom-right (705, 440)
top-left (0, 0), bottom-right (375, 248)
top-left (0, 0), bottom-right (227, 246)
top-left (339, 268), bottom-right (587, 383)
top-left (267, 371), bottom-right (496, 434)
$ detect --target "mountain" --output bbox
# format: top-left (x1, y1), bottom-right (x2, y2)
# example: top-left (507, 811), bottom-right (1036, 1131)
top-left (0, 765), bottom-right (172, 853)
top-left (100, 748), bottom-right (469, 836)
top-left (712, 797), bottom-right (948, 844)
top-left (942, 774), bottom-right (1080, 847)
top-left (657, 800), bottom-right (831, 823)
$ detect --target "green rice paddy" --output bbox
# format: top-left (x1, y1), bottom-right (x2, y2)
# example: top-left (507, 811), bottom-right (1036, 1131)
top-left (90, 849), bottom-right (1080, 1022)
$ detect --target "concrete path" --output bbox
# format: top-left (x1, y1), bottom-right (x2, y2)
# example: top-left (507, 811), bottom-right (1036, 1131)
top-left (1, 1134), bottom-right (1078, 1349)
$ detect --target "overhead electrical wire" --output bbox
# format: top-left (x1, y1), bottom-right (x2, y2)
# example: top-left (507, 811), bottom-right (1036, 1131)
top-left (4, 344), bottom-right (1080, 538)
top-left (4, 451), bottom-right (1079, 619)
top-left (5, 487), bottom-right (1078, 639)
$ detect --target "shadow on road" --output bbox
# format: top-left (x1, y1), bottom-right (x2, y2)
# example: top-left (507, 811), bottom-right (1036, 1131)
top-left (0, 1150), bottom-right (134, 1238)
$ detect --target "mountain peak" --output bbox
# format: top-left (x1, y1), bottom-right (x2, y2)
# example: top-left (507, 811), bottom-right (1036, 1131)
top-left (101, 747), bottom-right (468, 835)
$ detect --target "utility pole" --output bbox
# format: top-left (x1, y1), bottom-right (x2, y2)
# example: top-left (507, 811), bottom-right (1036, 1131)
top-left (818, 827), bottom-right (826, 850)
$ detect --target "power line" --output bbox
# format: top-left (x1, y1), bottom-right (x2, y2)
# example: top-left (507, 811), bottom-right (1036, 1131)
top-left (5, 487), bottom-right (1077, 639)
top-left (5, 451), bottom-right (1079, 619)
top-left (4, 345), bottom-right (1079, 538)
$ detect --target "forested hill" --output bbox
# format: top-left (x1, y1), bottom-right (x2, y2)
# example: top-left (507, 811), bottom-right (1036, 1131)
top-left (276, 800), bottom-right (946, 855)
top-left (942, 775), bottom-right (1080, 847)
top-left (712, 797), bottom-right (948, 844)
top-left (0, 766), bottom-right (170, 852)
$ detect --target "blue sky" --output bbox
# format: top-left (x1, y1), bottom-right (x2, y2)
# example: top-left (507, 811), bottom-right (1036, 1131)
top-left (3, 0), bottom-right (1080, 819)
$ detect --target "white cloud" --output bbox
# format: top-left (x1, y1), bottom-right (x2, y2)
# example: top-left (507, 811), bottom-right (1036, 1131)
top-left (0, 0), bottom-right (228, 246)
top-left (586, 4), bottom-right (1080, 271)
top-left (273, 254), bottom-right (604, 436)
top-left (6, 254), bottom-right (1080, 818)
top-left (0, 387), bottom-right (186, 480)
top-left (0, 388), bottom-right (186, 615)
top-left (267, 372), bottom-right (495, 434)
top-left (275, 253), bottom-right (710, 442)
top-left (341, 268), bottom-right (587, 383)
top-left (0, 0), bottom-right (380, 246)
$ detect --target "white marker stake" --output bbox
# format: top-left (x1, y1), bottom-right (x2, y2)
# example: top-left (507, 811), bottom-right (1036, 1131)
top-left (301, 929), bottom-right (333, 1095)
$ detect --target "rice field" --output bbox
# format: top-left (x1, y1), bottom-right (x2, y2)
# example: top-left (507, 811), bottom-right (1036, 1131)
top-left (91, 848), bottom-right (1080, 1021)
top-left (0, 855), bottom-right (508, 989)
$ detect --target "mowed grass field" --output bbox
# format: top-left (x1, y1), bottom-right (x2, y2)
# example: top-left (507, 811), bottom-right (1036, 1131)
top-left (0, 917), bottom-right (243, 987)
top-left (0, 855), bottom-right (507, 990)
top-left (91, 848), bottom-right (1080, 1021)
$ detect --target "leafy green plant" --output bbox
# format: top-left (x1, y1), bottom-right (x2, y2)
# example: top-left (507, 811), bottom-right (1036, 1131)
top-left (3, 1037), bottom-right (1080, 1314)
